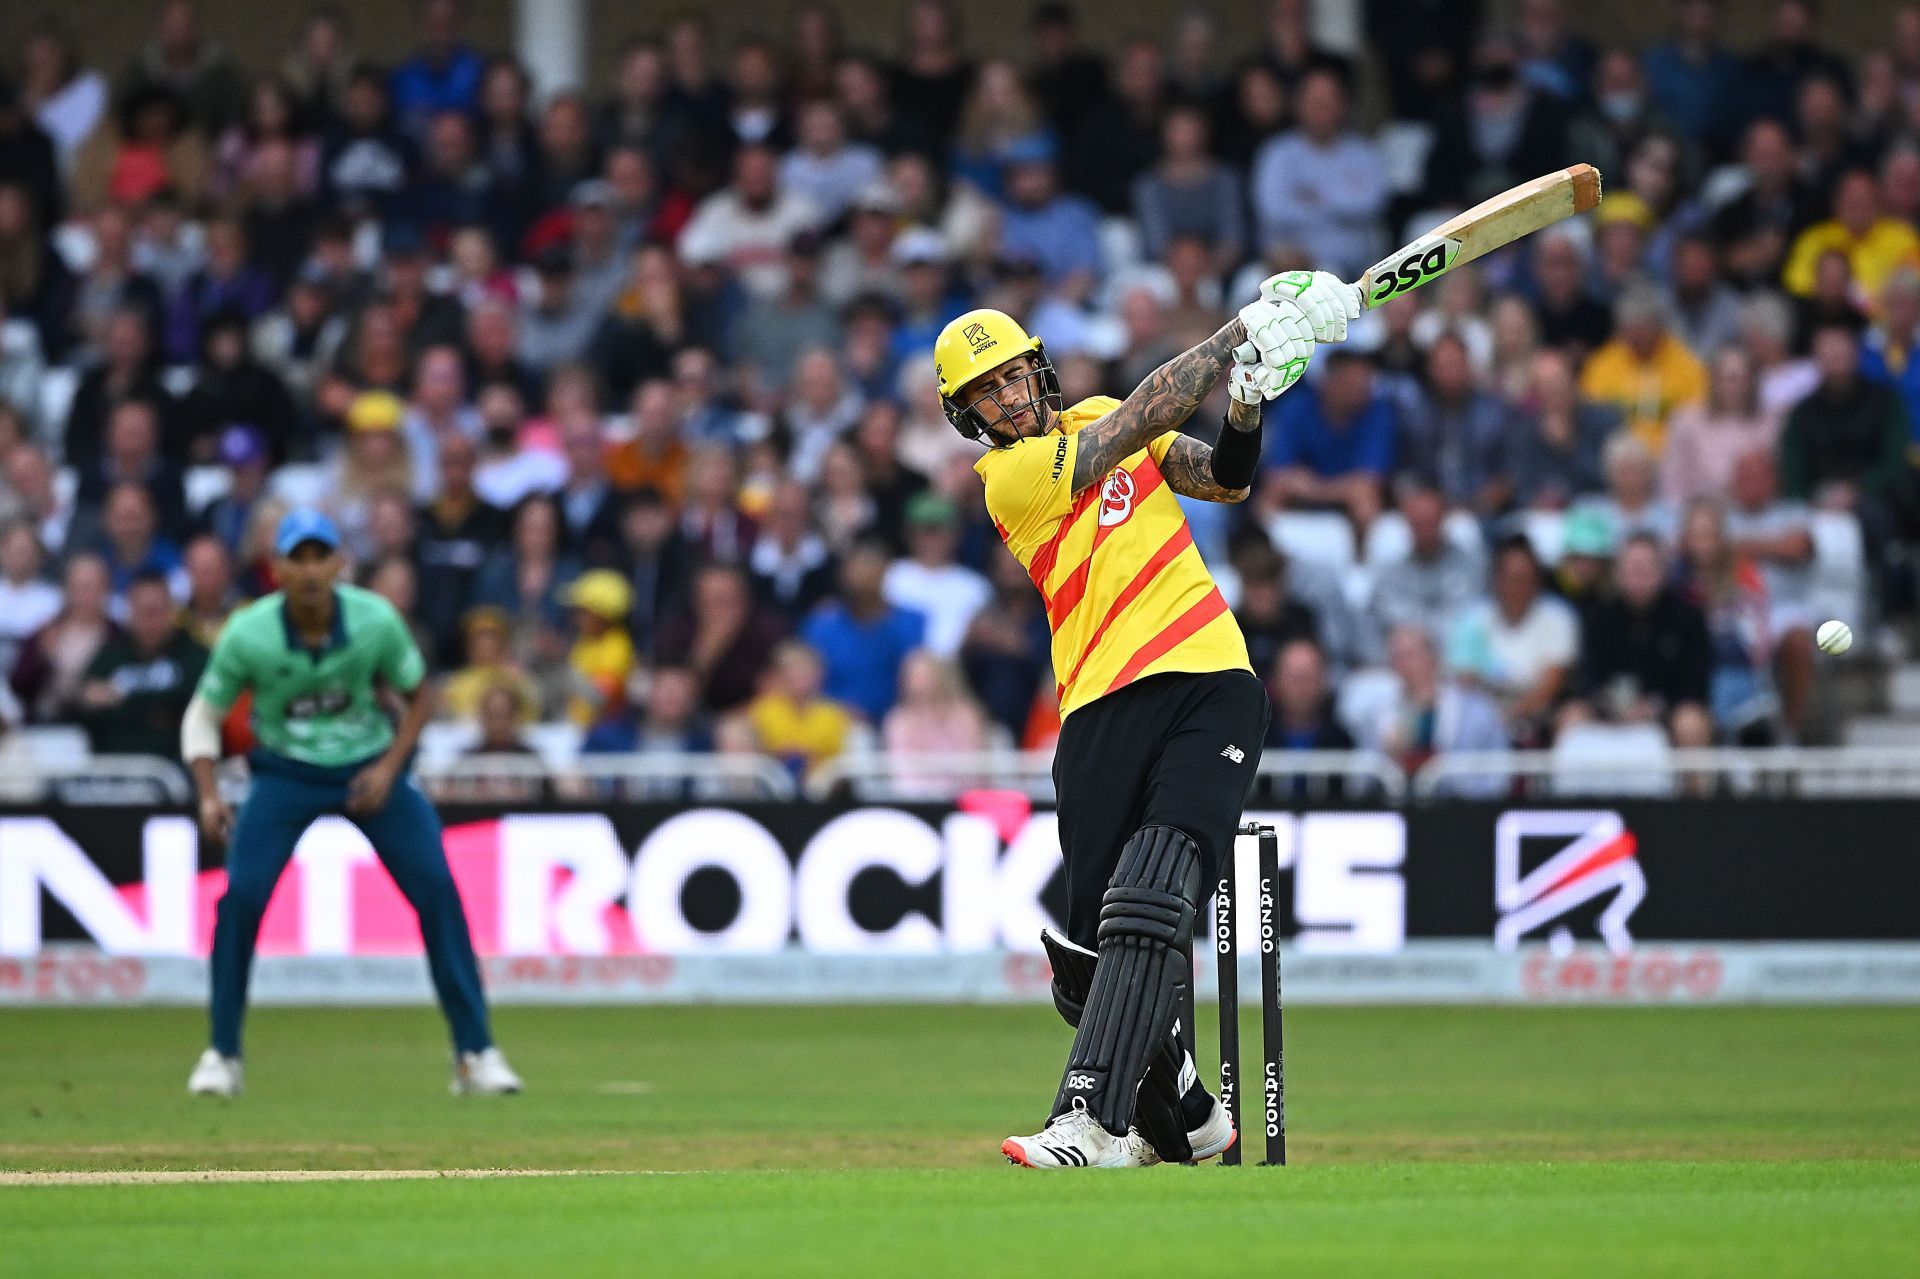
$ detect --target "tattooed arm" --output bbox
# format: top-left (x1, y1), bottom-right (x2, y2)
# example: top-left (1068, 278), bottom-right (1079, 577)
top-left (1162, 395), bottom-right (1261, 504)
top-left (1069, 318), bottom-right (1245, 495)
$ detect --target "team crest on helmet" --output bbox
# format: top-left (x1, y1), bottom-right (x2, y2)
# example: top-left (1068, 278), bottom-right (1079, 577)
top-left (963, 322), bottom-right (995, 353)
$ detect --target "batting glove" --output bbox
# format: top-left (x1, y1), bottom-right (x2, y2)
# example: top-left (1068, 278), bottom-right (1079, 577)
top-left (1228, 356), bottom-right (1288, 404)
top-left (1235, 299), bottom-right (1315, 394)
top-left (1260, 269), bottom-right (1363, 345)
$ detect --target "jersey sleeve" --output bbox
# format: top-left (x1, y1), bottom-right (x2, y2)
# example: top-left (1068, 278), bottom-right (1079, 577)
top-left (375, 604), bottom-right (428, 693)
top-left (979, 430), bottom-right (1080, 549)
top-left (194, 618), bottom-right (252, 711)
top-left (1148, 432), bottom-right (1181, 465)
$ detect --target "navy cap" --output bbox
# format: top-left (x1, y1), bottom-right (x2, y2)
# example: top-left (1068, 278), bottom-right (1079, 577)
top-left (275, 509), bottom-right (342, 556)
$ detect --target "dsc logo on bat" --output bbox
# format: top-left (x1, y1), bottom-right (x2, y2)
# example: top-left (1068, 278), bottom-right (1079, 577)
top-left (1366, 235), bottom-right (1462, 306)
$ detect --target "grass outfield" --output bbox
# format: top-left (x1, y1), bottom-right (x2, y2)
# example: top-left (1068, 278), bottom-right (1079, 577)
top-left (1, 1005), bottom-right (1917, 1276)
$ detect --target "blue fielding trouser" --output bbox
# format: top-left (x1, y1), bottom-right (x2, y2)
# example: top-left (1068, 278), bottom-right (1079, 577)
top-left (208, 754), bottom-right (493, 1057)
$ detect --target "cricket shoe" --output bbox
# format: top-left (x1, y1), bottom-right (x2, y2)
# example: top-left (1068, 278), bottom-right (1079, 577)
top-left (1125, 1098), bottom-right (1238, 1166)
top-left (1001, 1101), bottom-right (1134, 1169)
top-left (451, 1047), bottom-right (523, 1096)
top-left (187, 1049), bottom-right (243, 1098)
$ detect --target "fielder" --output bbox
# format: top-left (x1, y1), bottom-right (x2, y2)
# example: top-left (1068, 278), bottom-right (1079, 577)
top-left (182, 510), bottom-right (520, 1098)
top-left (934, 271), bottom-right (1358, 1168)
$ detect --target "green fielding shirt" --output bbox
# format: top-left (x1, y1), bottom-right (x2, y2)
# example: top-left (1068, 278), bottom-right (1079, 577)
top-left (194, 585), bottom-right (427, 769)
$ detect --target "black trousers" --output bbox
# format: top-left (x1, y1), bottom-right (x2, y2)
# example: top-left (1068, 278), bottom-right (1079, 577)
top-left (1052, 670), bottom-right (1270, 950)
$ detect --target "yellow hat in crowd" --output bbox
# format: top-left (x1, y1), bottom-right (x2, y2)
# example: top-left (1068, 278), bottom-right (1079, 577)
top-left (347, 390), bottom-right (406, 433)
top-left (565, 570), bottom-right (634, 622)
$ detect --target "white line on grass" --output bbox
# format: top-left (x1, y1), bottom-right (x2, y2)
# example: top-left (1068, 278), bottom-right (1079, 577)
top-left (0, 1169), bottom-right (682, 1187)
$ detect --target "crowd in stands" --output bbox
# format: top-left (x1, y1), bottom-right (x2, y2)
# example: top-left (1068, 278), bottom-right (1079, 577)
top-left (0, 0), bottom-right (1915, 787)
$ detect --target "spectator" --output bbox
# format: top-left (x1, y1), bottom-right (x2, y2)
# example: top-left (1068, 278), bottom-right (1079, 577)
top-left (780, 100), bottom-right (882, 224)
top-left (960, 542), bottom-right (1050, 738)
top-left (1251, 68), bottom-right (1385, 279)
top-left (280, 8), bottom-right (355, 123)
top-left (801, 539), bottom-right (925, 723)
top-left (1027, 2), bottom-right (1109, 138)
top-left (1862, 268), bottom-right (1920, 443)
top-left (590, 244), bottom-right (684, 404)
top-left (1064, 39), bottom-right (1166, 216)
top-left (19, 22), bottom-right (108, 173)
top-left (467, 683), bottom-right (535, 757)
top-left (617, 488), bottom-right (692, 658)
top-left (1710, 118), bottom-right (1819, 290)
top-left (561, 568), bottom-right (635, 729)
top-left (782, 349), bottom-right (865, 482)
top-left (67, 205), bottom-right (164, 367)
top-left (11, 552), bottom-right (116, 723)
top-left (747, 639), bottom-right (856, 780)
top-left (89, 480), bottom-right (185, 611)
top-left (414, 432), bottom-right (504, 666)
top-left (882, 492), bottom-right (990, 657)
top-left (997, 139), bottom-right (1102, 299)
top-left (400, 344), bottom-right (479, 502)
top-left (1132, 102), bottom-right (1246, 274)
top-left (80, 398), bottom-right (190, 545)
top-left (1674, 497), bottom-right (1778, 743)
top-left (1725, 450), bottom-right (1818, 741)
top-left (65, 304), bottom-right (172, 469)
top-left (200, 425), bottom-right (273, 555)
top-left (1505, 349), bottom-right (1620, 510)
top-left (1783, 169), bottom-right (1920, 299)
top-left (678, 143), bottom-right (821, 299)
top-left (1363, 623), bottom-right (1509, 789)
top-left (1447, 536), bottom-right (1579, 745)
top-left (735, 233), bottom-right (843, 390)
top-left (750, 478), bottom-right (836, 625)
top-left (1663, 346), bottom-right (1784, 506)
top-left (1642, 0), bottom-right (1742, 152)
top-left (1421, 36), bottom-right (1566, 211)
top-left (1401, 332), bottom-right (1509, 516)
top-left (657, 561), bottom-right (787, 713)
top-left (1663, 234), bottom-right (1743, 358)
top-left (606, 378), bottom-right (688, 504)
top-left (883, 650), bottom-right (991, 789)
top-left (177, 533), bottom-right (238, 650)
top-left (4, 445), bottom-right (75, 557)
top-left (441, 606), bottom-right (538, 724)
top-left (1780, 325), bottom-right (1911, 591)
top-left (892, 0), bottom-right (975, 157)
top-left (215, 73), bottom-right (319, 203)
top-left (0, 181), bottom-right (71, 362)
top-left (1585, 432), bottom-right (1678, 547)
top-left (393, 109), bottom-right (494, 251)
top-left (583, 663), bottom-right (713, 755)
top-left (680, 445), bottom-right (757, 564)
top-left (164, 216), bottom-right (272, 363)
top-left (1737, 0), bottom-right (1853, 134)
top-left (319, 64), bottom-right (413, 213)
top-left (1263, 350), bottom-right (1396, 531)
top-left (1370, 479), bottom-right (1486, 641)
top-left (0, 520), bottom-right (62, 678)
top-left (1578, 285), bottom-right (1708, 453)
top-left (473, 493), bottom-right (577, 662)
top-left (1232, 542), bottom-right (1321, 681)
top-left (329, 391), bottom-right (413, 548)
top-left (1740, 290), bottom-right (1819, 414)
top-left (721, 38), bottom-right (788, 152)
top-left (389, 0), bottom-right (485, 140)
top-left (517, 246), bottom-right (602, 374)
top-left (119, 0), bottom-right (243, 136)
top-left (1564, 533), bottom-right (1713, 747)
top-left (835, 53), bottom-right (926, 158)
top-left (1530, 230), bottom-right (1613, 357)
top-left (70, 571), bottom-right (206, 759)
top-left (1265, 637), bottom-right (1354, 753)
top-left (177, 309), bottom-right (300, 463)
top-left (1567, 47), bottom-right (1676, 183)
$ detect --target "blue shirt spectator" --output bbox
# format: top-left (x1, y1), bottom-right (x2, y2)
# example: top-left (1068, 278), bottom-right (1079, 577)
top-left (1642, 13), bottom-right (1742, 151)
top-left (800, 543), bottom-right (927, 723)
top-left (1265, 354), bottom-right (1398, 483)
top-left (390, 36), bottom-right (485, 141)
top-left (998, 143), bottom-right (1102, 289)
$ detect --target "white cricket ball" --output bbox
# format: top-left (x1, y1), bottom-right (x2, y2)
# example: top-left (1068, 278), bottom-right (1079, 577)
top-left (1816, 620), bottom-right (1853, 655)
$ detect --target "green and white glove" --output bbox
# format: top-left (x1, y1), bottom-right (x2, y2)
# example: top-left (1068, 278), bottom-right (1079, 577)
top-left (1260, 269), bottom-right (1363, 344)
top-left (1235, 298), bottom-right (1314, 398)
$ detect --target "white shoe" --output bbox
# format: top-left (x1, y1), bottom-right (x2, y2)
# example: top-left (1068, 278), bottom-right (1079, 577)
top-left (1186, 1095), bottom-right (1237, 1161)
top-left (187, 1048), bottom-right (243, 1098)
top-left (1002, 1102), bottom-right (1133, 1169)
top-left (451, 1047), bottom-right (523, 1096)
top-left (1123, 1096), bottom-right (1238, 1166)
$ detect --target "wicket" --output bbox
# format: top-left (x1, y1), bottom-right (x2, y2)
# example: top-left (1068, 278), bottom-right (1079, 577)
top-left (1216, 820), bottom-right (1286, 1166)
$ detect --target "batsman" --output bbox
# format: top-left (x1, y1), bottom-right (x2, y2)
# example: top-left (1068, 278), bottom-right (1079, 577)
top-left (180, 510), bottom-right (520, 1098)
top-left (935, 271), bottom-right (1358, 1168)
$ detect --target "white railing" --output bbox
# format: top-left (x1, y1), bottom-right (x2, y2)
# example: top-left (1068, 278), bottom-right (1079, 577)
top-left (415, 752), bottom-right (798, 801)
top-left (0, 755), bottom-right (191, 805)
top-left (1410, 747), bottom-right (1920, 798)
top-left (806, 747), bottom-right (1409, 802)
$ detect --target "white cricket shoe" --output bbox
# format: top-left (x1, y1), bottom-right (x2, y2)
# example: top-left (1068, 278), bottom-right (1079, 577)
top-left (1124, 1097), bottom-right (1238, 1167)
top-left (451, 1047), bottom-right (523, 1096)
top-left (1001, 1102), bottom-right (1134, 1169)
top-left (187, 1049), bottom-right (243, 1098)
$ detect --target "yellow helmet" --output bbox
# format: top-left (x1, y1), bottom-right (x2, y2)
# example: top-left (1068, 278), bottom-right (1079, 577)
top-left (933, 308), bottom-right (1061, 447)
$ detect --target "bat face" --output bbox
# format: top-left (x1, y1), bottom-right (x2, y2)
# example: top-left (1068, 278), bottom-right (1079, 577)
top-left (1363, 234), bottom-right (1462, 308)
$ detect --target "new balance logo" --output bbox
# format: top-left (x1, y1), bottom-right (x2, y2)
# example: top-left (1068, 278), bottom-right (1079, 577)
top-left (1066, 1072), bottom-right (1097, 1091)
top-left (1220, 745), bottom-right (1245, 763)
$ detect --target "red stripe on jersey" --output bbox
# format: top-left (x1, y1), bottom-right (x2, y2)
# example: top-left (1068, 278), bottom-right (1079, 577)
top-left (1102, 587), bottom-right (1230, 695)
top-left (1025, 485), bottom-right (1101, 605)
top-left (1061, 521), bottom-right (1195, 693)
top-left (1044, 462), bottom-right (1166, 630)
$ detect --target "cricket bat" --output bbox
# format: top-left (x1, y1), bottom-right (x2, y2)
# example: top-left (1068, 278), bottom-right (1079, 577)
top-left (1354, 163), bottom-right (1603, 310)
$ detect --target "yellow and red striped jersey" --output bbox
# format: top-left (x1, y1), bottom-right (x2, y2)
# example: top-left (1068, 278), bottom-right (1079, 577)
top-left (975, 396), bottom-right (1251, 719)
